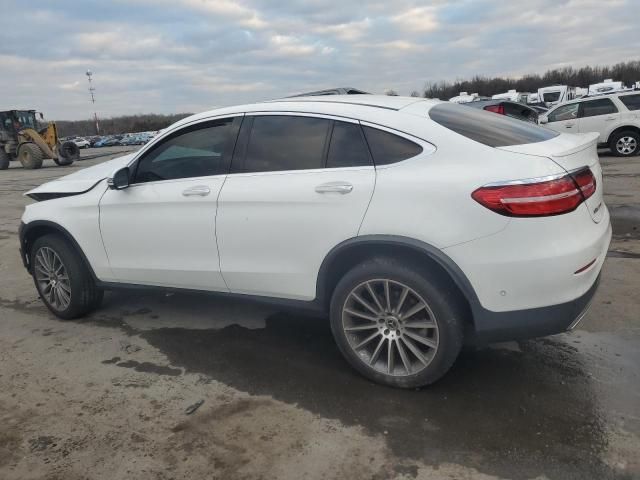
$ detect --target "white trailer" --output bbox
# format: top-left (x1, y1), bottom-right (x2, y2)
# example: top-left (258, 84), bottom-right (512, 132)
top-left (588, 79), bottom-right (626, 95)
top-left (491, 89), bottom-right (530, 103)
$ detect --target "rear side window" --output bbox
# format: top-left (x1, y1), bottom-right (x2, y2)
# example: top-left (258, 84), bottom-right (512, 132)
top-left (429, 103), bottom-right (558, 147)
top-left (241, 116), bottom-right (330, 172)
top-left (580, 98), bottom-right (617, 118)
top-left (619, 94), bottom-right (640, 111)
top-left (362, 126), bottom-right (423, 165)
top-left (327, 122), bottom-right (372, 168)
top-left (503, 103), bottom-right (537, 123)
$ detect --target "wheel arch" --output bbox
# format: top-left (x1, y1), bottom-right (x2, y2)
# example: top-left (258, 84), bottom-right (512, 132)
top-left (316, 235), bottom-right (480, 331)
top-left (607, 125), bottom-right (640, 144)
top-left (20, 220), bottom-right (98, 281)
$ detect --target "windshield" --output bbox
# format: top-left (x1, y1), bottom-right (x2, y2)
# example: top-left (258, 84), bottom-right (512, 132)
top-left (14, 111), bottom-right (37, 130)
top-left (429, 103), bottom-right (558, 147)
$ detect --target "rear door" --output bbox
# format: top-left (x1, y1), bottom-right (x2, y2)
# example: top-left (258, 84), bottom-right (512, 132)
top-left (545, 103), bottom-right (580, 134)
top-left (216, 113), bottom-right (376, 300)
top-left (577, 97), bottom-right (619, 143)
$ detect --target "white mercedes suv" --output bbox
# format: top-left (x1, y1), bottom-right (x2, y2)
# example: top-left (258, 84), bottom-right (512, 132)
top-left (19, 96), bottom-right (611, 388)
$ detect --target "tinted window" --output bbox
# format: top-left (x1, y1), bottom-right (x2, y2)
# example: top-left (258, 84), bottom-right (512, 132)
top-left (542, 91), bottom-right (561, 102)
top-left (362, 126), bottom-right (422, 165)
top-left (548, 103), bottom-right (579, 122)
top-left (618, 94), bottom-right (640, 111)
top-left (134, 117), bottom-right (240, 183)
top-left (581, 98), bottom-right (617, 118)
top-left (429, 103), bottom-right (558, 147)
top-left (503, 103), bottom-right (538, 123)
top-left (327, 121), bottom-right (372, 168)
top-left (240, 116), bottom-right (330, 173)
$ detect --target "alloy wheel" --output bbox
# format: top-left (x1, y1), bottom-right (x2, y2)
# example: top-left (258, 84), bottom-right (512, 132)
top-left (34, 246), bottom-right (71, 311)
top-left (341, 279), bottom-right (439, 376)
top-left (616, 136), bottom-right (637, 155)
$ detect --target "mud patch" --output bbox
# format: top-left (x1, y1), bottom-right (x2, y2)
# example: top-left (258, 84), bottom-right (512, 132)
top-left (136, 313), bottom-right (623, 480)
top-left (114, 359), bottom-right (182, 377)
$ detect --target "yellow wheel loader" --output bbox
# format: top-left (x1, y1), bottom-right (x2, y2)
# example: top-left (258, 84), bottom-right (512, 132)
top-left (0, 110), bottom-right (80, 170)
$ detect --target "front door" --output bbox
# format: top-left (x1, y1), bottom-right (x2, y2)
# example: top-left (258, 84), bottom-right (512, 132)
top-left (545, 103), bottom-right (580, 134)
top-left (216, 114), bottom-right (376, 300)
top-left (99, 116), bottom-right (242, 290)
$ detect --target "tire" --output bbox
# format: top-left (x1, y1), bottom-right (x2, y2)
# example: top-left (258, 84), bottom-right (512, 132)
top-left (55, 141), bottom-right (79, 166)
top-left (0, 149), bottom-right (9, 170)
top-left (329, 257), bottom-right (465, 388)
top-left (609, 130), bottom-right (639, 157)
top-left (17, 143), bottom-right (44, 169)
top-left (31, 234), bottom-right (103, 320)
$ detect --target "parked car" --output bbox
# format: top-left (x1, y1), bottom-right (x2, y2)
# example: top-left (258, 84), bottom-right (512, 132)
top-left (529, 105), bottom-right (549, 114)
top-left (19, 95), bottom-right (610, 388)
top-left (465, 99), bottom-right (539, 123)
top-left (540, 91), bottom-right (640, 156)
top-left (73, 138), bottom-right (90, 149)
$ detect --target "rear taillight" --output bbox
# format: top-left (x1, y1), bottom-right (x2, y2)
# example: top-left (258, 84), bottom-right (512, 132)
top-left (484, 104), bottom-right (505, 115)
top-left (472, 168), bottom-right (596, 217)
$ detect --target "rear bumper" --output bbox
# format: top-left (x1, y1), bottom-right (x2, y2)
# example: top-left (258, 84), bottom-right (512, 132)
top-left (472, 274), bottom-right (600, 344)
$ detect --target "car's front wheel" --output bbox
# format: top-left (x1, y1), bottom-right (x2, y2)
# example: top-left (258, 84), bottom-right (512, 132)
top-left (31, 234), bottom-right (103, 319)
top-left (330, 257), bottom-right (464, 388)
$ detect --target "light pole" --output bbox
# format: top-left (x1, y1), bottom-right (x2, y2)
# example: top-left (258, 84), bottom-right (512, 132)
top-left (86, 70), bottom-right (100, 134)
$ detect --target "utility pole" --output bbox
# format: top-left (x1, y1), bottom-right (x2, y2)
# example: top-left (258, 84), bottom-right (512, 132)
top-left (86, 70), bottom-right (100, 134)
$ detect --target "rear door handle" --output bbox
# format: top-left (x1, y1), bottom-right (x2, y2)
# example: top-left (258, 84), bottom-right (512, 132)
top-left (605, 116), bottom-right (616, 121)
top-left (182, 185), bottom-right (211, 197)
top-left (315, 182), bottom-right (353, 194)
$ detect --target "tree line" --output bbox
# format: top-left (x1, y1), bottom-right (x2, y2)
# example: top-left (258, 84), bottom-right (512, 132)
top-left (55, 113), bottom-right (193, 138)
top-left (419, 60), bottom-right (640, 100)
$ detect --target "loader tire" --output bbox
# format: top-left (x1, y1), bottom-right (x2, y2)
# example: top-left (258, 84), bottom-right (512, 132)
top-left (55, 141), bottom-right (79, 166)
top-left (0, 149), bottom-right (9, 170)
top-left (18, 143), bottom-right (44, 169)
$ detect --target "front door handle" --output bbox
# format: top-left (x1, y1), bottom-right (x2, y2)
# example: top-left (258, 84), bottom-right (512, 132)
top-left (182, 185), bottom-right (211, 197)
top-left (565, 122), bottom-right (575, 128)
top-left (315, 182), bottom-right (354, 194)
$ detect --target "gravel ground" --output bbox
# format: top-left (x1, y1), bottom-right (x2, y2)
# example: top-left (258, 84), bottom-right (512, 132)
top-left (0, 146), bottom-right (638, 480)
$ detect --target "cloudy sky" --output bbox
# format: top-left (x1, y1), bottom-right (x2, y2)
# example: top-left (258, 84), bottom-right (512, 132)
top-left (1, 0), bottom-right (637, 119)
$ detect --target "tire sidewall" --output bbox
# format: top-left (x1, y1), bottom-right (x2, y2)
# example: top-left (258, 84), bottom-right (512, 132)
top-left (610, 131), bottom-right (639, 157)
top-left (329, 258), bottom-right (464, 388)
top-left (31, 235), bottom-right (91, 319)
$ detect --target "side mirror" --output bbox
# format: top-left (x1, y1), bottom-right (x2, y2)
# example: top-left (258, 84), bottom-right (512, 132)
top-left (539, 115), bottom-right (548, 124)
top-left (108, 167), bottom-right (130, 190)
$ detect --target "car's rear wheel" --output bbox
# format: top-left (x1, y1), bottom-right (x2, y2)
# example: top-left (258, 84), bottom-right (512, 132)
top-left (330, 257), bottom-right (464, 388)
top-left (31, 234), bottom-right (103, 319)
top-left (609, 130), bottom-right (639, 157)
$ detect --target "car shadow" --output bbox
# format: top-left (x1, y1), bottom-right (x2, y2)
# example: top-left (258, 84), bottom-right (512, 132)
top-left (87, 290), bottom-right (615, 480)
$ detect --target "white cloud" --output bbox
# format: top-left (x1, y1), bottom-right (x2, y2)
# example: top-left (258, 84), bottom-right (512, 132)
top-left (0, 0), bottom-right (637, 119)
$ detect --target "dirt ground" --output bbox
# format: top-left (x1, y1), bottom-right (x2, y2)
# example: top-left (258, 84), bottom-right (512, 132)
top-left (0, 146), bottom-right (638, 480)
